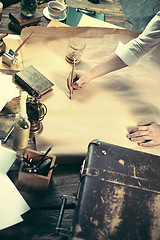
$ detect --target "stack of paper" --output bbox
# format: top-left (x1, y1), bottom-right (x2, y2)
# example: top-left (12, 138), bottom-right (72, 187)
top-left (0, 142), bottom-right (30, 230)
top-left (0, 72), bottom-right (19, 112)
top-left (78, 14), bottom-right (123, 29)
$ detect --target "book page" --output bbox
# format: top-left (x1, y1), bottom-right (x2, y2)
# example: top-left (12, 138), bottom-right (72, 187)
top-left (0, 144), bottom-right (30, 230)
top-left (78, 14), bottom-right (123, 28)
top-left (0, 73), bottom-right (19, 112)
top-left (0, 174), bottom-right (30, 230)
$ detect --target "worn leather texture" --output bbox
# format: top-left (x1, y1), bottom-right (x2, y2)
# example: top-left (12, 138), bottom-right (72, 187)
top-left (71, 140), bottom-right (160, 240)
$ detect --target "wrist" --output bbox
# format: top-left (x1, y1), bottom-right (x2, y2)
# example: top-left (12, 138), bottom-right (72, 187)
top-left (87, 68), bottom-right (99, 81)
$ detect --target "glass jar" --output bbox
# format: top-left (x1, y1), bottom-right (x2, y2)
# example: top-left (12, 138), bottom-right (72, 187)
top-left (21, 0), bottom-right (37, 18)
top-left (65, 38), bottom-right (86, 64)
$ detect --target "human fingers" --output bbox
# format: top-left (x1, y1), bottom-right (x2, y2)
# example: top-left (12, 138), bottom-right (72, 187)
top-left (129, 135), bottom-right (151, 143)
top-left (127, 124), bottom-right (151, 139)
top-left (138, 121), bottom-right (152, 126)
top-left (138, 140), bottom-right (156, 147)
top-left (67, 72), bottom-right (79, 91)
top-left (128, 123), bottom-right (151, 134)
top-left (128, 127), bottom-right (138, 134)
top-left (72, 80), bottom-right (83, 90)
top-left (126, 129), bottom-right (147, 139)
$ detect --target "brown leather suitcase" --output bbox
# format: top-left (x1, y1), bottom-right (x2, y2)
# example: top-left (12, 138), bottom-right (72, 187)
top-left (70, 140), bottom-right (160, 240)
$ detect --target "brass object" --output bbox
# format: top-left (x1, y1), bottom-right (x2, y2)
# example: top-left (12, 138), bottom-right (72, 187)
top-left (26, 96), bottom-right (47, 135)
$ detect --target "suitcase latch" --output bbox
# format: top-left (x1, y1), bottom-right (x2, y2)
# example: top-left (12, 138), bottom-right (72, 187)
top-left (81, 167), bottom-right (99, 177)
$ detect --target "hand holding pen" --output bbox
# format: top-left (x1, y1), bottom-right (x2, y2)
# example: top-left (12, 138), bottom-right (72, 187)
top-left (67, 70), bottom-right (92, 93)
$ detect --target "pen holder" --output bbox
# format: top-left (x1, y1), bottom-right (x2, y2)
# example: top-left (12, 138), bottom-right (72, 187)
top-left (17, 148), bottom-right (56, 194)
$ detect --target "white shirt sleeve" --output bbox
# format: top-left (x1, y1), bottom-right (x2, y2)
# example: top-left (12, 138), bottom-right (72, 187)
top-left (115, 11), bottom-right (160, 66)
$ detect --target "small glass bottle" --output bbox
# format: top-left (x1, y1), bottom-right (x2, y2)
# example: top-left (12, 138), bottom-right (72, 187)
top-left (21, 0), bottom-right (37, 18)
top-left (13, 91), bottom-right (31, 150)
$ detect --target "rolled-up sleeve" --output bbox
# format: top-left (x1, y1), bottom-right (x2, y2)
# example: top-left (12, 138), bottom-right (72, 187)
top-left (115, 11), bottom-right (160, 66)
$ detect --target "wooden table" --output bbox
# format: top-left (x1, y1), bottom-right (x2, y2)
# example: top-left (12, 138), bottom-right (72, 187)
top-left (0, 0), bottom-right (129, 35)
top-left (0, 1), bottom-right (50, 35)
top-left (0, 71), bottom-right (83, 240)
top-left (0, 1), bottom-right (129, 239)
top-left (0, 155), bottom-right (81, 240)
top-left (0, 113), bottom-right (83, 240)
top-left (66, 0), bottom-right (130, 28)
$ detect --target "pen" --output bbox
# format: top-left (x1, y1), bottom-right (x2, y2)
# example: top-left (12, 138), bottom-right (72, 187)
top-left (15, 32), bottom-right (33, 53)
top-left (69, 57), bottom-right (75, 100)
top-left (3, 124), bottom-right (15, 144)
top-left (36, 145), bottom-right (53, 168)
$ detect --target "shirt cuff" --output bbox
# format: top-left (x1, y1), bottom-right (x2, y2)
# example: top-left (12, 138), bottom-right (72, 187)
top-left (115, 42), bottom-right (139, 66)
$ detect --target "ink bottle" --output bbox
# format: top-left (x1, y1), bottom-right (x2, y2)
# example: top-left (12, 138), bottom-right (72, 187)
top-left (21, 0), bottom-right (37, 17)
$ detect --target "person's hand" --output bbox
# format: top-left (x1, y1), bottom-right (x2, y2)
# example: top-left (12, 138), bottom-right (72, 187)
top-left (126, 122), bottom-right (160, 147)
top-left (67, 70), bottom-right (91, 92)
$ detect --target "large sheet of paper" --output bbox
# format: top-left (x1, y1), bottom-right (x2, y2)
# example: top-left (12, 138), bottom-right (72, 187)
top-left (20, 26), bottom-right (160, 157)
top-left (0, 143), bottom-right (30, 230)
top-left (78, 14), bottom-right (123, 28)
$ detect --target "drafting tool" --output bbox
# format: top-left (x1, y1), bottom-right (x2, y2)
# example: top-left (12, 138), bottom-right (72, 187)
top-left (2, 32), bottom-right (33, 67)
top-left (2, 125), bottom-right (15, 144)
top-left (36, 145), bottom-right (53, 168)
top-left (69, 57), bottom-right (75, 100)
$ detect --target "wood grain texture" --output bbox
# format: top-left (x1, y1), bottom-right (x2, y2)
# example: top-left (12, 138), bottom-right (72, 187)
top-left (66, 0), bottom-right (130, 28)
top-left (0, 2), bottom-right (50, 34)
top-left (0, 1), bottom-right (131, 239)
top-left (1, 162), bottom-right (80, 240)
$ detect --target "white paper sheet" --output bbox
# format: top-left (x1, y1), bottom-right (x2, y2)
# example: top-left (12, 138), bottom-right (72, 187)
top-left (0, 72), bottom-right (19, 112)
top-left (78, 14), bottom-right (123, 29)
top-left (0, 143), bottom-right (30, 230)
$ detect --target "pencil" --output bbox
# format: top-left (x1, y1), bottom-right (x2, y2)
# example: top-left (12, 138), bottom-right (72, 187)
top-left (36, 145), bottom-right (53, 168)
top-left (3, 125), bottom-right (15, 144)
top-left (69, 57), bottom-right (75, 100)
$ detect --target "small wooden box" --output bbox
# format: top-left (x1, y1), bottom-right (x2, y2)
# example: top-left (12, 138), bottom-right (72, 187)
top-left (17, 149), bottom-right (56, 194)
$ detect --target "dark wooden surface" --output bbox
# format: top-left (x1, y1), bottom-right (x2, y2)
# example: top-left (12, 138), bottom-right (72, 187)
top-left (0, 158), bottom-right (81, 240)
top-left (0, 116), bottom-right (83, 240)
top-left (0, 70), bottom-right (84, 240)
top-left (0, 1), bottom-right (50, 35)
top-left (0, 1), bottom-right (129, 239)
top-left (0, 0), bottom-right (130, 35)
top-left (66, 0), bottom-right (130, 28)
